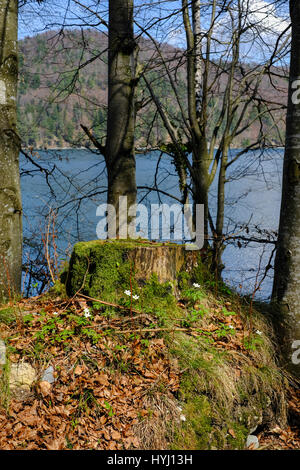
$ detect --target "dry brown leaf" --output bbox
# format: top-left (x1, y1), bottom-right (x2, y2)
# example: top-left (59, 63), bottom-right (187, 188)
top-left (45, 438), bottom-right (64, 450)
top-left (111, 430), bottom-right (121, 440)
top-left (270, 426), bottom-right (282, 435)
top-left (38, 381), bottom-right (51, 396)
top-left (74, 365), bottom-right (83, 376)
top-left (107, 441), bottom-right (117, 450)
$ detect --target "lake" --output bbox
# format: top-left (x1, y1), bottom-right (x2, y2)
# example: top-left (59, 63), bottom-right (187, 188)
top-left (20, 148), bottom-right (283, 299)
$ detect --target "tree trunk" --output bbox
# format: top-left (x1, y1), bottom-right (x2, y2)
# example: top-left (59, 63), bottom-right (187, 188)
top-left (192, 145), bottom-right (209, 242)
top-left (192, 0), bottom-right (202, 116)
top-left (106, 0), bottom-right (137, 238)
top-left (272, 0), bottom-right (300, 377)
top-left (212, 144), bottom-right (228, 276)
top-left (182, 0), bottom-right (209, 240)
top-left (0, 0), bottom-right (22, 300)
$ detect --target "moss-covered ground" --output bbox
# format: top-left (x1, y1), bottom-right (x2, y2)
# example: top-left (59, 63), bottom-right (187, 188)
top-left (0, 240), bottom-right (298, 450)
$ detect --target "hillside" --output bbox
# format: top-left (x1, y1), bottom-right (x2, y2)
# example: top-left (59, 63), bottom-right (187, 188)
top-left (17, 29), bottom-right (288, 150)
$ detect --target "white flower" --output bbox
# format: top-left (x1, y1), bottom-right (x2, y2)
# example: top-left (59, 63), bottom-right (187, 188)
top-left (53, 311), bottom-right (59, 316)
top-left (124, 290), bottom-right (139, 300)
top-left (256, 330), bottom-right (262, 336)
top-left (193, 283), bottom-right (200, 288)
top-left (228, 325), bottom-right (234, 329)
top-left (180, 414), bottom-right (186, 422)
top-left (84, 308), bottom-right (91, 318)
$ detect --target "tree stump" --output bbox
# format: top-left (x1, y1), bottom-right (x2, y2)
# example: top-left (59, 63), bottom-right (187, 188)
top-left (65, 239), bottom-right (204, 299)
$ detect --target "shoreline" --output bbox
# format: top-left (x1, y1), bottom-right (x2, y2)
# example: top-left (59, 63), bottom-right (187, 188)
top-left (22, 145), bottom-right (285, 152)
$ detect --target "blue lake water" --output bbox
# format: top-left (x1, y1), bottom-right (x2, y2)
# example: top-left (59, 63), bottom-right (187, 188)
top-left (20, 148), bottom-right (283, 300)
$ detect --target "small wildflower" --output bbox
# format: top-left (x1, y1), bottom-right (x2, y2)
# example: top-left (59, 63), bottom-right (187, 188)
top-left (84, 308), bottom-right (91, 318)
top-left (180, 415), bottom-right (186, 422)
top-left (193, 283), bottom-right (200, 288)
top-left (132, 295), bottom-right (139, 300)
top-left (53, 311), bottom-right (59, 316)
top-left (256, 330), bottom-right (262, 336)
top-left (124, 290), bottom-right (131, 296)
top-left (228, 325), bottom-right (234, 329)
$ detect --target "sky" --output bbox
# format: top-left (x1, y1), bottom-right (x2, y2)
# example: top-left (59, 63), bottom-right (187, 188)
top-left (18, 0), bottom-right (290, 64)
top-left (165, 1), bottom-right (290, 56)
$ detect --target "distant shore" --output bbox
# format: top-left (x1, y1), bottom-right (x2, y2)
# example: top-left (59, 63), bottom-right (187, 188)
top-left (22, 145), bottom-right (285, 153)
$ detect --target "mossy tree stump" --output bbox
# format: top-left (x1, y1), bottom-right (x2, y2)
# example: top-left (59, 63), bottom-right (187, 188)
top-left (65, 239), bottom-right (207, 300)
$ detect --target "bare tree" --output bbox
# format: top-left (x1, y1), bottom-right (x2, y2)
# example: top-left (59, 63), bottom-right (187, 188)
top-left (69, 0), bottom-right (138, 237)
top-left (138, 0), bottom-right (289, 273)
top-left (272, 0), bottom-right (300, 378)
top-left (0, 0), bottom-right (22, 299)
top-left (106, 0), bottom-right (137, 237)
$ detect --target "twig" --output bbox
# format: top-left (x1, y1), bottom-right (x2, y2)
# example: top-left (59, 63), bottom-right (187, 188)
top-left (118, 313), bottom-right (155, 324)
top-left (77, 293), bottom-right (144, 315)
top-left (100, 326), bottom-right (209, 334)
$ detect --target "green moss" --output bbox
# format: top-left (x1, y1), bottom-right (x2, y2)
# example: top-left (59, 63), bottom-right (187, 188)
top-left (0, 307), bottom-right (17, 325)
top-left (0, 356), bottom-right (10, 410)
top-left (226, 422), bottom-right (249, 449)
top-left (177, 271), bottom-right (190, 291)
top-left (140, 274), bottom-right (177, 318)
top-left (66, 240), bottom-right (138, 301)
top-left (48, 280), bottom-right (67, 298)
top-left (173, 395), bottom-right (213, 450)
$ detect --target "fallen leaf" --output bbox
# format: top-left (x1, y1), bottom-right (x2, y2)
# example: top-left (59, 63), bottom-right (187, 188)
top-left (45, 438), bottom-right (64, 450)
top-left (74, 365), bottom-right (83, 376)
top-left (111, 430), bottom-right (121, 440)
top-left (38, 381), bottom-right (51, 396)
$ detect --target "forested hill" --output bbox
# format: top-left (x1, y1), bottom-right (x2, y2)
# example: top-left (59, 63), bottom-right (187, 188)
top-left (18, 29), bottom-right (288, 150)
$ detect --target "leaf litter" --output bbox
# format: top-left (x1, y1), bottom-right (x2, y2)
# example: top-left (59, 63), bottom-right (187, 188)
top-left (0, 294), bottom-right (299, 450)
top-left (0, 296), bottom-right (181, 450)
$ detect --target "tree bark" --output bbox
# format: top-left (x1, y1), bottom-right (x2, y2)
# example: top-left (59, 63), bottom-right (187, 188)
top-left (0, 0), bottom-right (22, 300)
top-left (272, 0), bottom-right (300, 377)
top-left (182, 0), bottom-right (209, 240)
top-left (192, 0), bottom-right (202, 116)
top-left (106, 0), bottom-right (137, 238)
top-left (212, 142), bottom-right (228, 276)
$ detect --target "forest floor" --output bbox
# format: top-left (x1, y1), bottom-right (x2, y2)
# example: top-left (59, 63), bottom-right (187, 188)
top-left (258, 386), bottom-right (300, 450)
top-left (0, 291), bottom-right (299, 451)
